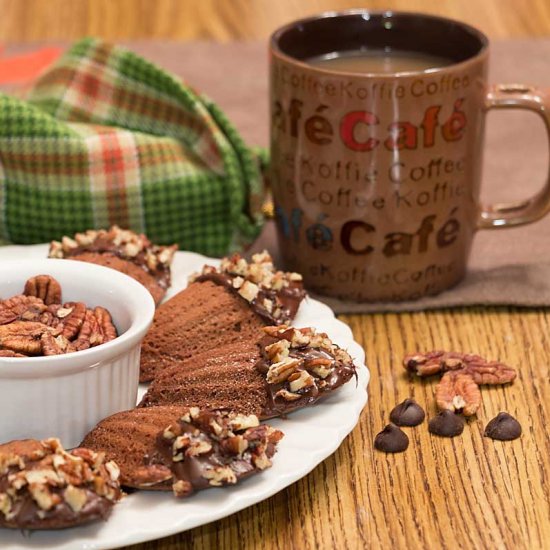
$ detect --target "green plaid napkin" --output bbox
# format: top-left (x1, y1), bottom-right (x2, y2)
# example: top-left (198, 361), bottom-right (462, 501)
top-left (0, 38), bottom-right (264, 255)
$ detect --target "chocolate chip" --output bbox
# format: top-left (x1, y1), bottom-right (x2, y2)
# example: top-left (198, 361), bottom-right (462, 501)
top-left (389, 398), bottom-right (425, 427)
top-left (374, 423), bottom-right (409, 453)
top-left (428, 410), bottom-right (465, 437)
top-left (484, 412), bottom-right (522, 441)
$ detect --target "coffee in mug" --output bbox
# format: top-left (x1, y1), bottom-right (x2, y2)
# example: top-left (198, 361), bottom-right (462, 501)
top-left (308, 50), bottom-right (452, 74)
top-left (269, 11), bottom-right (550, 302)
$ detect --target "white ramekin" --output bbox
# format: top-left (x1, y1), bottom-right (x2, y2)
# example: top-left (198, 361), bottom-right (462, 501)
top-left (0, 259), bottom-right (155, 448)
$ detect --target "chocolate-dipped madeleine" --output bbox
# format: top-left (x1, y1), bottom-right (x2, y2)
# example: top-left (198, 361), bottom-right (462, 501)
top-left (80, 406), bottom-right (189, 490)
top-left (140, 325), bottom-right (357, 419)
top-left (0, 438), bottom-right (121, 530)
top-left (81, 407), bottom-right (283, 497)
top-left (139, 251), bottom-right (306, 382)
top-left (192, 251), bottom-right (306, 324)
top-left (49, 226), bottom-right (177, 305)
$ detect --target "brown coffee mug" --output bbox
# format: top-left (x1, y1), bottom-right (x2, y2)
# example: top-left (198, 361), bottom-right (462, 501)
top-left (269, 10), bottom-right (550, 302)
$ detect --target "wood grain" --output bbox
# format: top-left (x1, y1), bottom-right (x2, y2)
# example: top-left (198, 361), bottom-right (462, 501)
top-left (1, 0), bottom-right (550, 42)
top-left (123, 308), bottom-right (550, 550)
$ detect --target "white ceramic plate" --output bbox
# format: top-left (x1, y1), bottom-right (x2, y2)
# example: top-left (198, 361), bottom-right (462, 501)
top-left (0, 245), bottom-right (369, 550)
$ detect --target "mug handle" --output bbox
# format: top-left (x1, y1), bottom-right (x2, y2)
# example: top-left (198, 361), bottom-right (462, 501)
top-left (478, 84), bottom-right (550, 229)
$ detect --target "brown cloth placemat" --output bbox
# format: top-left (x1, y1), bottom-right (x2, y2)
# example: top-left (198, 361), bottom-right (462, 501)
top-left (5, 39), bottom-right (550, 312)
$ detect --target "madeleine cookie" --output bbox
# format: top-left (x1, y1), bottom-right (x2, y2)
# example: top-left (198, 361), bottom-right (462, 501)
top-left (82, 407), bottom-right (283, 497)
top-left (0, 438), bottom-right (121, 530)
top-left (49, 226), bottom-right (177, 305)
top-left (140, 325), bottom-right (357, 419)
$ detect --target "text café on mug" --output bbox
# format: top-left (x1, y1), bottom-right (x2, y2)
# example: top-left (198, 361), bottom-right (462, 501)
top-left (272, 81), bottom-right (468, 258)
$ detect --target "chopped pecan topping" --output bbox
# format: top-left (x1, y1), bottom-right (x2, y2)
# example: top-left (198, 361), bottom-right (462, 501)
top-left (64, 485), bottom-right (87, 513)
top-left (24, 275), bottom-right (62, 306)
top-left (229, 414), bottom-right (260, 431)
top-left (0, 438), bottom-right (121, 528)
top-left (238, 280), bottom-right (260, 302)
top-left (251, 452), bottom-right (272, 471)
top-left (202, 466), bottom-right (237, 486)
top-left (104, 461), bottom-right (120, 481)
top-left (189, 250), bottom-right (306, 325)
top-left (155, 408), bottom-right (283, 498)
top-left (257, 325), bottom-right (356, 412)
top-left (288, 370), bottom-right (315, 391)
top-left (266, 357), bottom-right (301, 384)
top-left (275, 388), bottom-right (301, 401)
top-left (49, 225), bottom-right (177, 291)
top-left (172, 479), bottom-right (193, 497)
top-left (221, 435), bottom-right (249, 455)
top-left (131, 465), bottom-right (173, 487)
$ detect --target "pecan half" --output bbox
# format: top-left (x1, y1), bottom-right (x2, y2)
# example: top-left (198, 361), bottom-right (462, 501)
top-left (463, 361), bottom-right (517, 385)
top-left (94, 307), bottom-right (117, 342)
top-left (60, 302), bottom-right (87, 340)
top-left (41, 333), bottom-right (71, 356)
top-left (403, 351), bottom-right (466, 376)
top-left (72, 310), bottom-right (103, 351)
top-left (132, 465), bottom-right (173, 487)
top-left (0, 307), bottom-right (17, 325)
top-left (435, 371), bottom-right (481, 416)
top-left (0, 295), bottom-right (47, 325)
top-left (0, 321), bottom-right (58, 355)
top-left (39, 304), bottom-right (63, 328)
top-left (403, 350), bottom-right (516, 385)
top-left (24, 275), bottom-right (62, 306)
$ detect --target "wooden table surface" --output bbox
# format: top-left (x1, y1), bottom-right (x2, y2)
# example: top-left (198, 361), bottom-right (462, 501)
top-left (1, 0), bottom-right (550, 41)
top-left (124, 310), bottom-right (550, 550)
top-left (2, 2), bottom-right (549, 549)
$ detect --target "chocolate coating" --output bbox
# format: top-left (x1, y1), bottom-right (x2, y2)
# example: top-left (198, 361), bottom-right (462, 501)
top-left (0, 484), bottom-right (114, 530)
top-left (484, 412), bottom-right (522, 441)
top-left (0, 438), bottom-right (121, 530)
top-left (49, 227), bottom-right (176, 293)
top-left (82, 407), bottom-right (283, 497)
top-left (193, 251), bottom-right (306, 325)
top-left (428, 410), bottom-right (465, 437)
top-left (389, 399), bottom-right (425, 427)
top-left (157, 409), bottom-right (283, 496)
top-left (255, 329), bottom-right (356, 419)
top-left (196, 272), bottom-right (305, 325)
top-left (374, 423), bottom-right (409, 453)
